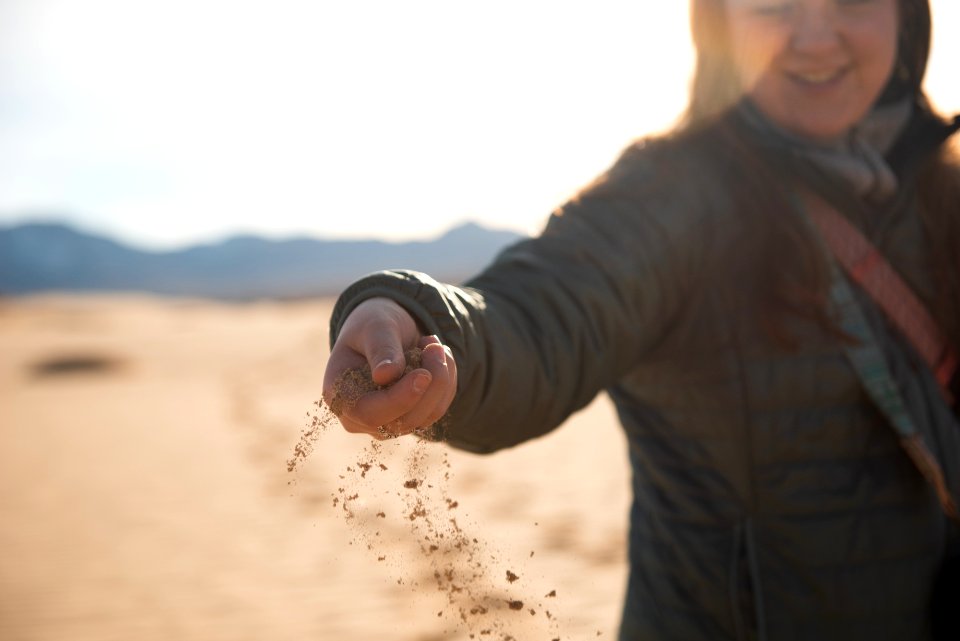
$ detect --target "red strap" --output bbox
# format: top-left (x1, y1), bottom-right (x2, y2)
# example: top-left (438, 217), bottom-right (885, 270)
top-left (805, 196), bottom-right (957, 403)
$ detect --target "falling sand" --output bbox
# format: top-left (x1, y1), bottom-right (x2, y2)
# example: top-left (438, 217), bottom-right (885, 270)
top-left (287, 347), bottom-right (563, 640)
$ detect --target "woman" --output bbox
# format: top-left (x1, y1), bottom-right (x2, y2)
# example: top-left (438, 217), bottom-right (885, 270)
top-left (323, 0), bottom-right (960, 638)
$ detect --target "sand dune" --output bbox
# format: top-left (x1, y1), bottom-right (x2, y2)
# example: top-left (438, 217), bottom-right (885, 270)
top-left (0, 295), bottom-right (630, 640)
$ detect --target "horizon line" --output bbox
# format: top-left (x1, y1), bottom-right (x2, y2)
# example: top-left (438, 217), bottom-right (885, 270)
top-left (0, 215), bottom-right (531, 253)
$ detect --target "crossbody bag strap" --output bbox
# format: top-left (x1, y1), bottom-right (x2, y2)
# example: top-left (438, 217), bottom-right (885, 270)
top-left (804, 194), bottom-right (957, 403)
top-left (797, 194), bottom-right (958, 519)
top-left (823, 260), bottom-right (957, 519)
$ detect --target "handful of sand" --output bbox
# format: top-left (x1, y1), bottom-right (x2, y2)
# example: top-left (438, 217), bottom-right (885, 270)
top-left (286, 347), bottom-right (562, 640)
top-left (327, 347), bottom-right (424, 417)
top-left (287, 348), bottom-right (429, 474)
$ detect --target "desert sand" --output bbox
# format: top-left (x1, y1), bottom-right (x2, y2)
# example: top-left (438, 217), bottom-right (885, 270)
top-left (0, 294), bottom-right (630, 641)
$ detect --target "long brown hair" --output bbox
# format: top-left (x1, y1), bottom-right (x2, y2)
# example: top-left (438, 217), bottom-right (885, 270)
top-left (677, 0), bottom-right (960, 349)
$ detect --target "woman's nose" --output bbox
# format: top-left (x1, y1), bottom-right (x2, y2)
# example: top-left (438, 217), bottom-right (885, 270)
top-left (790, 5), bottom-right (842, 54)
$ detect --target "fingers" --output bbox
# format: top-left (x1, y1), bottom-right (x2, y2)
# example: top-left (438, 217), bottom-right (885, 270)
top-left (418, 334), bottom-right (442, 349)
top-left (394, 343), bottom-right (451, 430)
top-left (334, 341), bottom-right (458, 439)
top-left (336, 366), bottom-right (432, 435)
top-left (437, 344), bottom-right (458, 421)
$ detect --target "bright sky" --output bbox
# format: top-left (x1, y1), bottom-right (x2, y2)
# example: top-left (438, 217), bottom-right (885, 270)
top-left (0, 1), bottom-right (957, 249)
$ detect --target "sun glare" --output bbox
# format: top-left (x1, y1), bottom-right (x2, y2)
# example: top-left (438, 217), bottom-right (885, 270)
top-left (0, 1), bottom-right (697, 247)
top-left (926, 0), bottom-right (960, 116)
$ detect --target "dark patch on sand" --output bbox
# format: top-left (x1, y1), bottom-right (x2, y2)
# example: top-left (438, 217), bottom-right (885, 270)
top-left (28, 353), bottom-right (125, 378)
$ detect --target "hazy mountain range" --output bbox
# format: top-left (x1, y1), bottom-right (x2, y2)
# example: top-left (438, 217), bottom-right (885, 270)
top-left (0, 221), bottom-right (526, 299)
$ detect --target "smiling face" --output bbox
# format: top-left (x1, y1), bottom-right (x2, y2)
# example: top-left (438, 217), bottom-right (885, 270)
top-left (726, 0), bottom-right (899, 142)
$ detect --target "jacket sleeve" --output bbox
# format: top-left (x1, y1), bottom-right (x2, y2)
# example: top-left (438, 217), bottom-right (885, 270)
top-left (329, 147), bottom-right (715, 453)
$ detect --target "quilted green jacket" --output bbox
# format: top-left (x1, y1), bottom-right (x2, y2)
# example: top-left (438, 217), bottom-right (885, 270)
top-left (329, 107), bottom-right (960, 640)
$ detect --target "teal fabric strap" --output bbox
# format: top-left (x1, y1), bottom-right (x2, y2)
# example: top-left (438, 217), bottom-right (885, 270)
top-left (826, 263), bottom-right (918, 439)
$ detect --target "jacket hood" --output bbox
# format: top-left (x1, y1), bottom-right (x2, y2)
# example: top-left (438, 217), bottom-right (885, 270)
top-left (878, 0), bottom-right (932, 104)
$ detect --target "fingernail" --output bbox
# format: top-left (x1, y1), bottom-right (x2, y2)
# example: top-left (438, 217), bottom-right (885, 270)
top-left (375, 358), bottom-right (394, 370)
top-left (443, 345), bottom-right (453, 360)
top-left (413, 372), bottom-right (431, 393)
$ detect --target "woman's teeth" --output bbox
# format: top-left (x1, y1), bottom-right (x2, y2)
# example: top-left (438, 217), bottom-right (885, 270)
top-left (793, 69), bottom-right (843, 84)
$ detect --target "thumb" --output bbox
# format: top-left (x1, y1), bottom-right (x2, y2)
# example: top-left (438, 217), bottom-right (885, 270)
top-left (339, 296), bottom-right (420, 387)
top-left (363, 329), bottom-right (407, 387)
